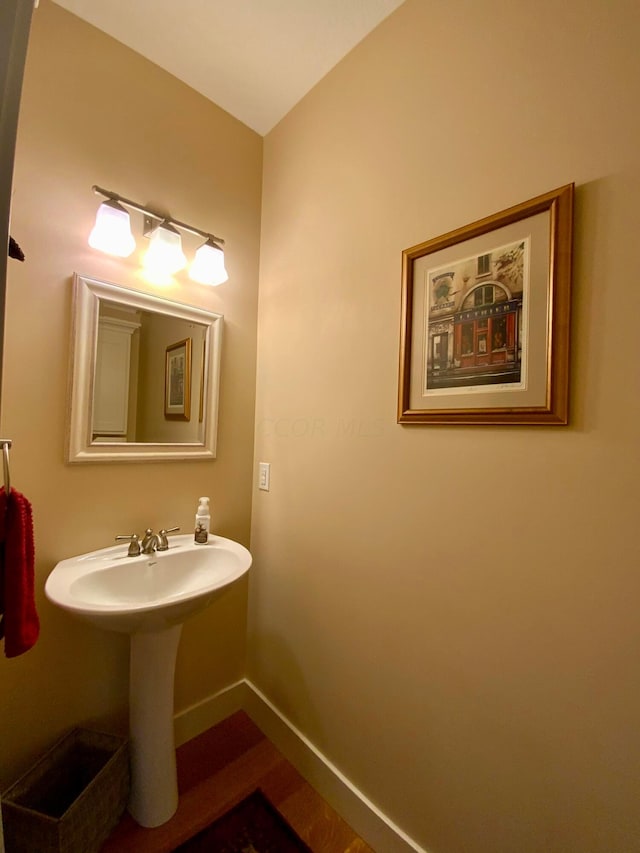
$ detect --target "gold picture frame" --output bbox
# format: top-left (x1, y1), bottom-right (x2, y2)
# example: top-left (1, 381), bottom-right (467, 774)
top-left (398, 184), bottom-right (574, 425)
top-left (164, 338), bottom-right (192, 420)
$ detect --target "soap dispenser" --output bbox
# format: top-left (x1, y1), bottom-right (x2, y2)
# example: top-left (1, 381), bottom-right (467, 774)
top-left (194, 496), bottom-right (210, 544)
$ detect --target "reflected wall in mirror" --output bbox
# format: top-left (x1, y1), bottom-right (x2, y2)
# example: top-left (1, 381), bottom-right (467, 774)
top-left (67, 273), bottom-right (223, 462)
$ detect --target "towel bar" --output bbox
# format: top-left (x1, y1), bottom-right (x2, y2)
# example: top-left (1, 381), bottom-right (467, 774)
top-left (1, 439), bottom-right (12, 493)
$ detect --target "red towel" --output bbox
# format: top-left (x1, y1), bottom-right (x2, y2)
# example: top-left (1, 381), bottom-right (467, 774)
top-left (0, 487), bottom-right (39, 657)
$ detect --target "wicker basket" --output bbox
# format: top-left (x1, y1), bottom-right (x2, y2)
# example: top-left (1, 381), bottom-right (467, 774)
top-left (1, 728), bottom-right (129, 853)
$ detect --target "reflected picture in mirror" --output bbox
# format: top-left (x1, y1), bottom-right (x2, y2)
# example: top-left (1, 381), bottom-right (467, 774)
top-left (67, 274), bottom-right (223, 462)
top-left (164, 338), bottom-right (192, 421)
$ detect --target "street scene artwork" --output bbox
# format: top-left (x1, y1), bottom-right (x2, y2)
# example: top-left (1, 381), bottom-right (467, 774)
top-left (424, 238), bottom-right (528, 393)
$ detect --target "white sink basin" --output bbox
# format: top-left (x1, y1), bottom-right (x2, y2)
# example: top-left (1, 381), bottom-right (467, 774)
top-left (44, 533), bottom-right (252, 829)
top-left (45, 534), bottom-right (251, 633)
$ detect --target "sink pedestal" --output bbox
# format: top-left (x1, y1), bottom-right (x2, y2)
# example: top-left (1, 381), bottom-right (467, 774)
top-left (128, 624), bottom-right (183, 827)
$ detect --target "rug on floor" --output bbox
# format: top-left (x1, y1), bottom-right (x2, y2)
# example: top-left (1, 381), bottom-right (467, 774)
top-left (172, 788), bottom-right (312, 853)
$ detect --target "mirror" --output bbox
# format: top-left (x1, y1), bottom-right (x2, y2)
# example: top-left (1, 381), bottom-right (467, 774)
top-left (67, 273), bottom-right (223, 462)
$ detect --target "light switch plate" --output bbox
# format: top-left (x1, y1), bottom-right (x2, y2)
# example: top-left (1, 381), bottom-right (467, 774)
top-left (258, 462), bottom-right (270, 491)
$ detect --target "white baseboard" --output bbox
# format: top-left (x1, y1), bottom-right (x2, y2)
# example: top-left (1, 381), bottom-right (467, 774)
top-left (174, 679), bottom-right (249, 746)
top-left (174, 678), bottom-right (427, 853)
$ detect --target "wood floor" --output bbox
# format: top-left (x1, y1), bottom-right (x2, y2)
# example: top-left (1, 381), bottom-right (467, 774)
top-left (100, 710), bottom-right (375, 853)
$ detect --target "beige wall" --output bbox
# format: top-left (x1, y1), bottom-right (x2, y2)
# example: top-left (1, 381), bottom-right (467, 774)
top-left (0, 0), bottom-right (261, 785)
top-left (251, 1), bottom-right (640, 852)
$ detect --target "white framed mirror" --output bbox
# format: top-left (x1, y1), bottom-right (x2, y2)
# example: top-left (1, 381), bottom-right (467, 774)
top-left (67, 273), bottom-right (223, 463)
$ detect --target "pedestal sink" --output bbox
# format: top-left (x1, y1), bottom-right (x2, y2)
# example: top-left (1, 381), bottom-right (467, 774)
top-left (44, 534), bottom-right (251, 828)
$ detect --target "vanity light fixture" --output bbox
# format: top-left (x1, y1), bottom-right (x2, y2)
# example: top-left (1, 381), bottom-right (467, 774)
top-left (142, 220), bottom-right (187, 277)
top-left (189, 237), bottom-right (229, 286)
top-left (89, 186), bottom-right (228, 285)
top-left (88, 198), bottom-right (136, 257)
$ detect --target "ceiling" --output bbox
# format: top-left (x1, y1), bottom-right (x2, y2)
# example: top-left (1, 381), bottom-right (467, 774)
top-left (50, 0), bottom-right (406, 136)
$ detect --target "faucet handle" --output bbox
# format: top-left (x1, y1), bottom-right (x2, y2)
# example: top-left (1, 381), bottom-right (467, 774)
top-left (115, 533), bottom-right (141, 557)
top-left (157, 527), bottom-right (180, 551)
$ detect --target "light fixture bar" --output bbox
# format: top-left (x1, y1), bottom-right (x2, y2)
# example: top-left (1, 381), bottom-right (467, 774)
top-left (92, 185), bottom-right (224, 246)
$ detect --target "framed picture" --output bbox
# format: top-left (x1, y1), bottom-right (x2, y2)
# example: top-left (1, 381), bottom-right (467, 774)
top-left (398, 184), bottom-right (574, 425)
top-left (164, 338), bottom-right (192, 420)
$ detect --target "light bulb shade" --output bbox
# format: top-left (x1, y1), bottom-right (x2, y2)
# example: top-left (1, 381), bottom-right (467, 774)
top-left (189, 239), bottom-right (228, 286)
top-left (142, 221), bottom-right (187, 276)
top-left (88, 199), bottom-right (136, 257)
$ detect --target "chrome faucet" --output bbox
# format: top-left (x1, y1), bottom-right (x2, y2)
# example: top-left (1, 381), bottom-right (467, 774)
top-left (116, 526), bottom-right (180, 556)
top-left (141, 529), bottom-right (159, 554)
